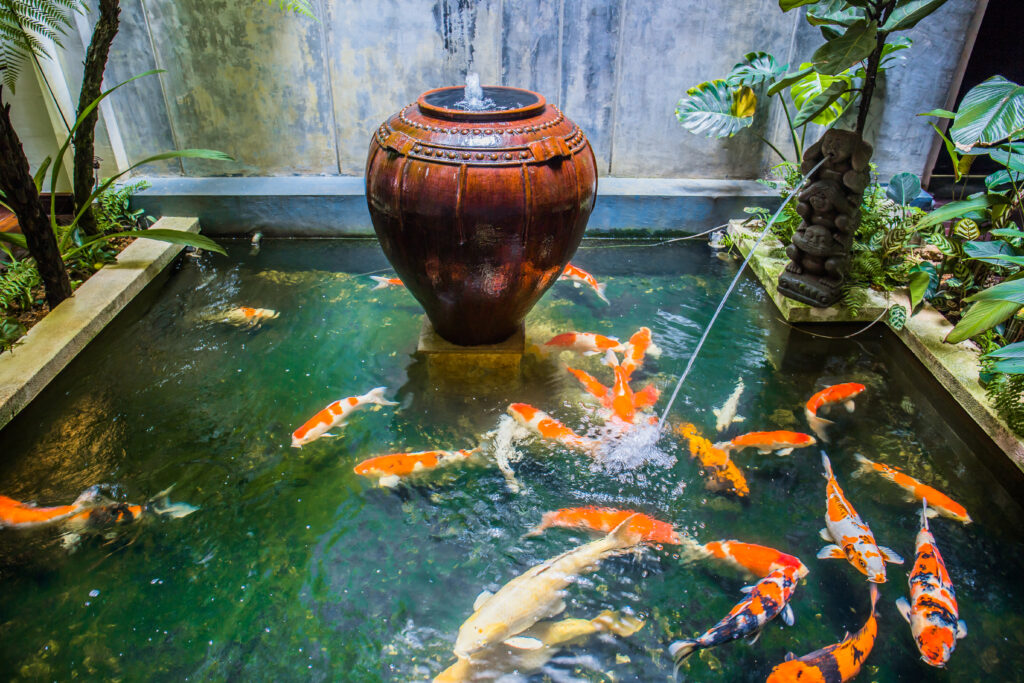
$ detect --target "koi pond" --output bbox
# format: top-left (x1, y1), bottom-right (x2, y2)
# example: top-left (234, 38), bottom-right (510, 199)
top-left (1, 238), bottom-right (1022, 681)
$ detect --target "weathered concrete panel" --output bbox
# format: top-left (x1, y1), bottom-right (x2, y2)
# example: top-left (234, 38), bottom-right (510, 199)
top-left (500, 0), bottom-right (561, 103)
top-left (610, 0), bottom-right (800, 179)
top-left (141, 0), bottom-right (337, 175)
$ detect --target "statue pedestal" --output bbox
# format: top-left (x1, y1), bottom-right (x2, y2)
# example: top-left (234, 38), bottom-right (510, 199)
top-left (417, 318), bottom-right (524, 387)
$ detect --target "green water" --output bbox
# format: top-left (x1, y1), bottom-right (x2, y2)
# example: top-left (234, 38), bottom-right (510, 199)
top-left (1, 238), bottom-right (1022, 682)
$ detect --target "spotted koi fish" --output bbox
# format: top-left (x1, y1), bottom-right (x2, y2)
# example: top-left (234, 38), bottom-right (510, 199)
top-left (805, 382), bottom-right (866, 442)
top-left (618, 327), bottom-right (661, 380)
top-left (676, 423), bottom-right (750, 498)
top-left (766, 584), bottom-right (879, 683)
top-left (691, 540), bottom-right (809, 580)
top-left (542, 332), bottom-right (624, 356)
top-left (853, 454), bottom-right (971, 524)
top-left (718, 430), bottom-right (816, 456)
top-left (64, 488), bottom-right (198, 531)
top-left (896, 500), bottom-right (967, 667)
top-left (819, 453), bottom-right (903, 583)
top-left (566, 367), bottom-right (659, 417)
top-left (370, 276), bottom-right (404, 290)
top-left (222, 306), bottom-right (279, 328)
top-left (0, 488), bottom-right (101, 529)
top-left (353, 449), bottom-right (476, 488)
top-left (291, 387), bottom-right (398, 447)
top-left (669, 565), bottom-right (801, 667)
top-left (527, 506), bottom-right (682, 545)
top-left (560, 263), bottom-right (609, 304)
top-left (507, 403), bottom-right (596, 454)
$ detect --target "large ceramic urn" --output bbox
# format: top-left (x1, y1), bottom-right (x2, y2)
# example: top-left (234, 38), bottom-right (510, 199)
top-left (365, 85), bottom-right (598, 345)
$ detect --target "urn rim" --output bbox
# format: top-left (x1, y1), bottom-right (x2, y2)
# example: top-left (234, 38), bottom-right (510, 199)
top-left (417, 86), bottom-right (546, 122)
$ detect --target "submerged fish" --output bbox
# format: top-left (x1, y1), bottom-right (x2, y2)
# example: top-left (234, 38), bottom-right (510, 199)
top-left (353, 449), bottom-right (476, 488)
top-left (527, 507), bottom-right (682, 545)
top-left (221, 306), bottom-right (279, 328)
top-left (560, 264), bottom-right (609, 304)
top-left (669, 565), bottom-right (802, 667)
top-left (896, 499), bottom-right (967, 667)
top-left (507, 403), bottom-right (596, 454)
top-left (65, 487), bottom-right (198, 530)
top-left (618, 327), bottom-right (661, 380)
top-left (676, 423), bottom-right (750, 498)
top-left (718, 430), bottom-right (815, 456)
top-left (689, 539), bottom-right (809, 580)
top-left (369, 276), bottom-right (404, 290)
top-left (819, 453), bottom-right (903, 583)
top-left (0, 488), bottom-right (102, 529)
top-left (291, 387), bottom-right (398, 448)
top-left (566, 367), bottom-right (658, 416)
top-left (713, 380), bottom-right (745, 433)
top-left (766, 584), bottom-right (880, 683)
top-left (436, 610), bottom-right (644, 682)
top-left (542, 332), bottom-right (624, 356)
top-left (453, 516), bottom-right (643, 658)
top-left (853, 453), bottom-right (971, 524)
top-left (805, 382), bottom-right (866, 442)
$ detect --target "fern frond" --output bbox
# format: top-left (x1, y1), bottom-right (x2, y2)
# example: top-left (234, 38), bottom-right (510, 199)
top-left (265, 0), bottom-right (316, 20)
top-left (0, 258), bottom-right (41, 310)
top-left (987, 373), bottom-right (1024, 437)
top-left (0, 0), bottom-right (84, 92)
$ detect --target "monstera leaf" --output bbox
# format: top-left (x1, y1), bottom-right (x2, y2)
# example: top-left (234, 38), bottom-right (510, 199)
top-left (950, 76), bottom-right (1024, 151)
top-left (811, 20), bottom-right (877, 75)
top-left (727, 52), bottom-right (786, 87)
top-left (676, 80), bottom-right (756, 138)
top-left (790, 67), bottom-right (853, 126)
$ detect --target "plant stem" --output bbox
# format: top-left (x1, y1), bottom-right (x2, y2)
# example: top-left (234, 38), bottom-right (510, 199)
top-left (856, 1), bottom-right (896, 137)
top-left (756, 133), bottom-right (790, 163)
top-left (781, 99), bottom-right (801, 160)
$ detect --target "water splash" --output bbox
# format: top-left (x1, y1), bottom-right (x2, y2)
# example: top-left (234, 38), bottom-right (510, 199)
top-left (451, 71), bottom-right (498, 111)
top-left (589, 421), bottom-right (676, 474)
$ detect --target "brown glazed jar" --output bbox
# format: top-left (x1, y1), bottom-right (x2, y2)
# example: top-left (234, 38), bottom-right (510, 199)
top-left (365, 86), bottom-right (597, 345)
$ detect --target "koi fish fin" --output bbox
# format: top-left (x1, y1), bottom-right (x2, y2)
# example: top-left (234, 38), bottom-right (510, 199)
top-left (924, 507), bottom-right (940, 519)
top-left (321, 432), bottom-right (338, 438)
top-left (757, 448), bottom-right (772, 455)
top-left (603, 349), bottom-right (620, 368)
top-left (921, 498), bottom-right (932, 530)
top-left (775, 448), bottom-right (794, 456)
top-left (595, 282), bottom-right (610, 304)
top-left (713, 441), bottom-right (733, 452)
top-left (783, 652), bottom-right (796, 662)
top-left (895, 596), bottom-right (912, 623)
top-left (745, 631), bottom-right (762, 645)
top-left (607, 513), bottom-right (644, 548)
top-left (712, 408), bottom-right (721, 419)
top-left (581, 349), bottom-right (601, 356)
top-left (851, 453), bottom-right (875, 477)
top-left (473, 590), bottom-right (494, 611)
top-left (844, 400), bottom-right (856, 413)
top-left (740, 585), bottom-right (755, 594)
top-left (60, 532), bottom-right (82, 551)
top-left (647, 341), bottom-right (662, 358)
top-left (504, 636), bottom-right (543, 650)
top-left (154, 502), bottom-right (199, 519)
top-left (807, 411), bottom-right (834, 443)
top-left (782, 603), bottom-right (795, 627)
top-left (816, 544), bottom-right (845, 560)
top-left (369, 276), bottom-right (390, 290)
top-left (378, 475), bottom-right (400, 489)
top-left (868, 583), bottom-right (879, 611)
top-left (956, 620), bottom-right (968, 640)
top-left (592, 610), bottom-right (646, 637)
top-left (820, 453), bottom-right (834, 479)
top-left (877, 546), bottom-right (904, 565)
top-left (669, 639), bottom-right (699, 667)
top-left (819, 527), bottom-right (834, 542)
top-left (363, 387), bottom-right (399, 406)
top-left (734, 415), bottom-right (745, 423)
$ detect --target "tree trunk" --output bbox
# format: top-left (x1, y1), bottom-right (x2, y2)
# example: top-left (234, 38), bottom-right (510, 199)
top-left (0, 92), bottom-right (72, 308)
top-left (73, 0), bottom-right (121, 236)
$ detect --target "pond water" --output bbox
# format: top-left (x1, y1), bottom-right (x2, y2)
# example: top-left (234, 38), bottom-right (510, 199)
top-left (1, 238), bottom-right (1021, 682)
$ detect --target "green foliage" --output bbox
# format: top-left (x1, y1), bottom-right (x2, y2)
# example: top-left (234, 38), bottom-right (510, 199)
top-left (748, 162), bottom-right (804, 241)
top-left (675, 80), bottom-right (756, 138)
top-left (0, 315), bottom-right (25, 353)
top-left (0, 0), bottom-right (85, 91)
top-left (0, 256), bottom-right (40, 310)
top-left (93, 179), bottom-right (150, 233)
top-left (264, 0), bottom-right (316, 19)
top-left (985, 371), bottom-right (1024, 436)
top-left (949, 76), bottom-right (1024, 152)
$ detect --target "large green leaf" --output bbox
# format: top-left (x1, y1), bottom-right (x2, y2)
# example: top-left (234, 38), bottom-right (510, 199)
top-left (991, 358), bottom-right (1024, 374)
top-left (908, 270), bottom-right (931, 311)
top-left (964, 240), bottom-right (1024, 267)
top-left (806, 0), bottom-right (866, 27)
top-left (916, 194), bottom-right (1003, 228)
top-left (950, 76), bottom-right (1024, 151)
top-left (986, 145), bottom-right (1024, 174)
top-left (812, 20), bottom-right (878, 75)
top-left (61, 228), bottom-right (227, 261)
top-left (945, 299), bottom-right (1021, 343)
top-left (882, 0), bottom-right (949, 32)
top-left (726, 52), bottom-right (786, 87)
top-left (767, 66), bottom-right (814, 96)
top-left (879, 36), bottom-right (913, 69)
top-left (886, 172), bottom-right (921, 205)
top-left (985, 170), bottom-right (1024, 189)
top-left (779, 0), bottom-right (820, 10)
top-left (676, 80), bottom-right (756, 138)
top-left (919, 108), bottom-right (955, 119)
top-left (968, 278), bottom-right (1024, 304)
top-left (792, 81), bottom-right (851, 126)
top-left (0, 232), bottom-right (28, 249)
top-left (790, 68), bottom-right (853, 126)
top-left (985, 341), bottom-right (1024, 359)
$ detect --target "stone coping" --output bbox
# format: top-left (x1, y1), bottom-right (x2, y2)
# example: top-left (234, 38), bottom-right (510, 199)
top-left (0, 217), bottom-right (199, 430)
top-left (728, 221), bottom-right (1024, 467)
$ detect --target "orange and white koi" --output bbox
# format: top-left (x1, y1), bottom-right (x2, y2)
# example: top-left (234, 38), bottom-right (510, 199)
top-left (566, 367), bottom-right (659, 416)
top-left (819, 453), bottom-right (903, 583)
top-left (542, 332), bottom-right (624, 356)
top-left (766, 584), bottom-right (880, 683)
top-left (291, 387), bottom-right (398, 447)
top-left (712, 380), bottom-right (745, 433)
top-left (896, 499), bottom-right (967, 667)
top-left (669, 565), bottom-right (802, 667)
top-left (0, 488), bottom-right (101, 529)
top-left (717, 430), bottom-right (816, 456)
top-left (353, 449), bottom-right (476, 488)
top-left (222, 306), bottom-right (279, 328)
top-left (370, 276), bottom-right (404, 290)
top-left (609, 364), bottom-right (638, 424)
top-left (854, 454), bottom-right (971, 524)
top-left (507, 403), bottom-right (596, 454)
top-left (676, 423), bottom-right (749, 498)
top-left (690, 540), bottom-right (809, 580)
top-left (559, 263), bottom-right (609, 304)
top-left (805, 382), bottom-right (866, 442)
top-left (527, 506), bottom-right (682, 545)
top-left (618, 327), bottom-right (661, 379)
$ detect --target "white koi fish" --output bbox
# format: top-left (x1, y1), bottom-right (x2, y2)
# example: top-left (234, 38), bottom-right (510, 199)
top-left (713, 380), bottom-right (745, 433)
top-left (291, 387), bottom-right (398, 447)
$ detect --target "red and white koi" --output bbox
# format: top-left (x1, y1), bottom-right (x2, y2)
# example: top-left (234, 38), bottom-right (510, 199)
top-left (805, 382), bottom-right (866, 442)
top-left (896, 499), bottom-right (967, 667)
top-left (527, 506), bottom-right (682, 545)
top-left (507, 403), bottom-right (596, 454)
top-left (766, 584), bottom-right (880, 683)
top-left (819, 453), bottom-right (903, 583)
top-left (717, 430), bottom-right (816, 456)
top-left (560, 263), bottom-right (609, 304)
top-left (291, 387), bottom-right (398, 447)
top-left (370, 276), bottom-right (404, 290)
top-left (854, 454), bottom-right (971, 524)
top-left (618, 327), bottom-right (661, 379)
top-left (689, 539), bottom-right (809, 580)
top-left (669, 565), bottom-right (802, 667)
top-left (353, 449), bottom-right (476, 488)
top-left (0, 488), bottom-right (101, 529)
top-left (542, 332), bottom-right (624, 356)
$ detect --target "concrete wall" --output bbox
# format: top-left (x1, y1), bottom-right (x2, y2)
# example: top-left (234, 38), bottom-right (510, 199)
top-left (11, 0), bottom-right (982, 181)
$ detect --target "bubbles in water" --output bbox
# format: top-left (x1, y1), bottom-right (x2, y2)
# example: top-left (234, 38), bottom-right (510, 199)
top-left (588, 422), bottom-right (676, 474)
top-left (484, 415), bottom-right (529, 493)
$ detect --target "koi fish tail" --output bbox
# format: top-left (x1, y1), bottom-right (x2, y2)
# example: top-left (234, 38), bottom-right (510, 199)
top-left (868, 582), bottom-right (879, 613)
top-left (603, 348), bottom-right (620, 368)
top-left (369, 276), bottom-right (391, 290)
top-left (595, 282), bottom-right (610, 304)
top-left (592, 610), bottom-right (646, 637)
top-left (647, 341), bottom-right (663, 358)
top-left (821, 452), bottom-right (834, 479)
top-left (669, 639), bottom-right (700, 668)
top-left (920, 497), bottom-right (930, 531)
top-left (806, 410), bottom-right (833, 443)
top-left (363, 387), bottom-right (398, 406)
top-left (147, 486), bottom-right (200, 519)
top-left (851, 453), bottom-right (875, 477)
top-left (712, 440), bottom-right (734, 453)
top-left (676, 536), bottom-right (711, 564)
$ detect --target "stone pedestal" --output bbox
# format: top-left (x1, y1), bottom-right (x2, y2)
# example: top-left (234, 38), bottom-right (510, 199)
top-left (417, 318), bottom-right (524, 388)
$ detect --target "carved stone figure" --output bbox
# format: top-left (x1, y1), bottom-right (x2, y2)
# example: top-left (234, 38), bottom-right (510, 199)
top-left (778, 129), bottom-right (872, 307)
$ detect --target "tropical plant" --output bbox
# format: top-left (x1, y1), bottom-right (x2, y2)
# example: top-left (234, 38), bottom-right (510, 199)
top-left (743, 162), bottom-right (805, 240)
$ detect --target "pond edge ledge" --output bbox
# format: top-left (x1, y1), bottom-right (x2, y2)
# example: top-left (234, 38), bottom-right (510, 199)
top-left (728, 220), bottom-right (1024, 469)
top-left (0, 217), bottom-right (200, 431)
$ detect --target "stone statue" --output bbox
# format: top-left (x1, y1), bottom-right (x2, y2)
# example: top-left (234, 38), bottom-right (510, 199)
top-left (777, 129), bottom-right (873, 307)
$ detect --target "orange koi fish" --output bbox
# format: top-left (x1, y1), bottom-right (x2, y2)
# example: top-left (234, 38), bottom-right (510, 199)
top-left (805, 382), bottom-right (866, 442)
top-left (819, 454), bottom-right (903, 583)
top-left (223, 306), bottom-right (279, 328)
top-left (619, 327), bottom-right (661, 380)
top-left (609, 364), bottom-right (637, 424)
top-left (542, 332), bottom-right (624, 356)
top-left (692, 540), bottom-right (809, 580)
top-left (718, 430), bottom-right (816, 456)
top-left (291, 387), bottom-right (398, 447)
top-left (507, 403), bottom-right (596, 454)
top-left (853, 454), bottom-right (971, 524)
top-left (354, 449), bottom-right (476, 488)
top-left (370, 276), bottom-right (404, 290)
top-left (560, 263), bottom-right (609, 304)
top-left (676, 423), bottom-right (750, 498)
top-left (566, 367), bottom-right (658, 415)
top-left (766, 584), bottom-right (880, 683)
top-left (527, 506), bottom-right (682, 545)
top-left (0, 489), bottom-right (101, 529)
top-left (896, 500), bottom-right (967, 667)
top-left (670, 565), bottom-right (802, 667)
